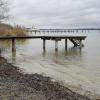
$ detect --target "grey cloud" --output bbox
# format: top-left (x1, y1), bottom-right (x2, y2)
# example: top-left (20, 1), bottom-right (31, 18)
top-left (8, 0), bottom-right (100, 28)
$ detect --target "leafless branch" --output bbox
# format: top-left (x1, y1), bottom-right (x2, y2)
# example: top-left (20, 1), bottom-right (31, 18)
top-left (0, 0), bottom-right (9, 22)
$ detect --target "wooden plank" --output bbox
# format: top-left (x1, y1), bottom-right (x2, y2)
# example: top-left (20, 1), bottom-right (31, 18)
top-left (0, 35), bottom-right (87, 40)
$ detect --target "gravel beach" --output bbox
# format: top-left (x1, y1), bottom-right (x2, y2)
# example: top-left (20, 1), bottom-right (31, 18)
top-left (0, 56), bottom-right (93, 100)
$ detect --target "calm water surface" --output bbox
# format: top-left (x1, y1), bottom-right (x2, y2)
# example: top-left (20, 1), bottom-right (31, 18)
top-left (0, 31), bottom-right (100, 97)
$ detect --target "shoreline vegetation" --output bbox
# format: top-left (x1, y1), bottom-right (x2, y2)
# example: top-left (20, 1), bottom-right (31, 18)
top-left (0, 23), bottom-right (28, 37)
top-left (0, 56), bottom-right (92, 100)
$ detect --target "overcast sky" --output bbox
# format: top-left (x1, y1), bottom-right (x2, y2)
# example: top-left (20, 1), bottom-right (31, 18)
top-left (8, 0), bottom-right (100, 28)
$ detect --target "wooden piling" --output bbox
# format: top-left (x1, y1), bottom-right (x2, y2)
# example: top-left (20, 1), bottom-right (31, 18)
top-left (65, 39), bottom-right (68, 51)
top-left (43, 39), bottom-right (46, 51)
top-left (80, 40), bottom-right (82, 47)
top-left (12, 39), bottom-right (16, 52)
top-left (55, 39), bottom-right (58, 52)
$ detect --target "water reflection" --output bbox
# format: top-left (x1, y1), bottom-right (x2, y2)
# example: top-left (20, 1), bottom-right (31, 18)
top-left (12, 50), bottom-right (16, 63)
top-left (0, 39), bottom-right (28, 63)
top-left (0, 39), bottom-right (28, 48)
top-left (0, 40), bottom-right (11, 49)
top-left (42, 46), bottom-right (82, 65)
top-left (42, 46), bottom-right (82, 57)
top-left (65, 46), bottom-right (82, 56)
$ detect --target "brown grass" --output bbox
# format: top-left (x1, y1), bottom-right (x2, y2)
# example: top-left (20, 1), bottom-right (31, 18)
top-left (0, 23), bottom-right (28, 37)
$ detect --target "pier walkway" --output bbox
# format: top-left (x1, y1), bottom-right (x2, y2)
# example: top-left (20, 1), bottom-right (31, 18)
top-left (29, 28), bottom-right (100, 33)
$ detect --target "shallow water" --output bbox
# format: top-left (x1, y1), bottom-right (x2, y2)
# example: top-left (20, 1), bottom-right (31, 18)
top-left (0, 31), bottom-right (100, 97)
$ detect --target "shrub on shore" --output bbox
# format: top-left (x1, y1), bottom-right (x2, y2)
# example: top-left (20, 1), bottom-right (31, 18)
top-left (0, 23), bottom-right (28, 37)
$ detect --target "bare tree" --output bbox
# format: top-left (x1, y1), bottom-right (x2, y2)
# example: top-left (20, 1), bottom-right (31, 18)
top-left (0, 0), bottom-right (8, 22)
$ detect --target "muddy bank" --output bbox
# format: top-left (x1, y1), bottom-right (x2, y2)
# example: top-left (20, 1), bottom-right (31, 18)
top-left (0, 56), bottom-right (93, 100)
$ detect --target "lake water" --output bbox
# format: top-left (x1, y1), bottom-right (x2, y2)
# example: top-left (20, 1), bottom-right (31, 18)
top-left (0, 31), bottom-right (100, 98)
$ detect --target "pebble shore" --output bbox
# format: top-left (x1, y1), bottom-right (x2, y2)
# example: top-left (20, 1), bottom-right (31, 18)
top-left (0, 56), bottom-right (92, 100)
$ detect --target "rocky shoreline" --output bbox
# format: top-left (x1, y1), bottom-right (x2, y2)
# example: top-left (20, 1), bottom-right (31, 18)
top-left (0, 56), bottom-right (93, 100)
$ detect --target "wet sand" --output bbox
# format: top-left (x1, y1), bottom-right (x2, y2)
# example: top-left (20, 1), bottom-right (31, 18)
top-left (0, 56), bottom-right (93, 100)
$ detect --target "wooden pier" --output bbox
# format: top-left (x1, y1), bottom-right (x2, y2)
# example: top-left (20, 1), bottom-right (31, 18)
top-left (29, 28), bottom-right (100, 33)
top-left (0, 35), bottom-right (87, 53)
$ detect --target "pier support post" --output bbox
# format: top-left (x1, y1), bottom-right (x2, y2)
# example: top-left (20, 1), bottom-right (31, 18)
top-left (43, 39), bottom-right (46, 51)
top-left (55, 39), bottom-right (58, 52)
top-left (65, 39), bottom-right (68, 51)
top-left (12, 38), bottom-right (16, 52)
top-left (80, 40), bottom-right (82, 47)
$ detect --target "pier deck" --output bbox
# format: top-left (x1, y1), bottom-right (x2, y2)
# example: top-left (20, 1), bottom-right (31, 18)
top-left (0, 35), bottom-right (87, 52)
top-left (0, 35), bottom-right (86, 39)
